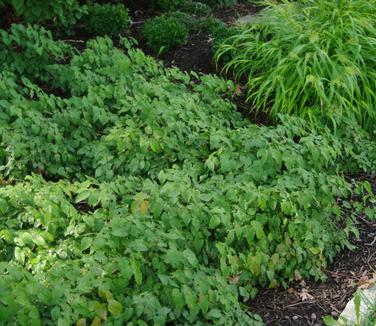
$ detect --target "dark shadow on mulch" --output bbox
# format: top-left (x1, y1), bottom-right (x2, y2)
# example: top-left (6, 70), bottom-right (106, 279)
top-left (248, 174), bottom-right (376, 325)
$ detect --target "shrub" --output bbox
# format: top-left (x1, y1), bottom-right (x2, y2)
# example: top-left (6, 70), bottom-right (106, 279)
top-left (196, 0), bottom-right (237, 7)
top-left (6, 0), bottom-right (86, 26)
top-left (215, 0), bottom-right (376, 129)
top-left (191, 16), bottom-right (225, 33)
top-left (143, 15), bottom-right (189, 54)
top-left (150, 0), bottom-right (181, 11)
top-left (151, 0), bottom-right (211, 15)
top-left (180, 1), bottom-right (212, 16)
top-left (85, 3), bottom-right (130, 36)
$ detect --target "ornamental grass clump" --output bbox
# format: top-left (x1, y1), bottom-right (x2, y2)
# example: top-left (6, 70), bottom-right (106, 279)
top-left (215, 0), bottom-right (376, 129)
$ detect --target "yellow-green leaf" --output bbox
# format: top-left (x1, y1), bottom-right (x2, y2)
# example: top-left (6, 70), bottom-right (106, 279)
top-left (108, 299), bottom-right (123, 316)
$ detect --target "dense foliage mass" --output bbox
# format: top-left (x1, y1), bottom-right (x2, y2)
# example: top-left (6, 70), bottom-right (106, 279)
top-left (1, 1), bottom-right (376, 325)
top-left (85, 3), bottom-right (130, 36)
top-left (143, 15), bottom-right (189, 54)
top-left (4, 0), bottom-right (86, 26)
top-left (151, 0), bottom-right (237, 11)
top-left (215, 0), bottom-right (376, 129)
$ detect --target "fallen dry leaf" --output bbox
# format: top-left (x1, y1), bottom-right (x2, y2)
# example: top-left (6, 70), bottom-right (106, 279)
top-left (228, 274), bottom-right (240, 284)
top-left (299, 288), bottom-right (314, 301)
top-left (358, 273), bottom-right (376, 289)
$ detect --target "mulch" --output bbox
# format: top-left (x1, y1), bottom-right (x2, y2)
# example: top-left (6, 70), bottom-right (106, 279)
top-left (249, 174), bottom-right (376, 325)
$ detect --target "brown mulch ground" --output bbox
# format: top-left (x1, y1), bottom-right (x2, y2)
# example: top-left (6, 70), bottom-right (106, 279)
top-left (249, 174), bottom-right (376, 325)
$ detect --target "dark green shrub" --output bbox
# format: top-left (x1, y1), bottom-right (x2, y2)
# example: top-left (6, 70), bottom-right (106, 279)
top-left (143, 15), bottom-right (189, 55)
top-left (168, 11), bottom-right (195, 28)
top-left (85, 3), bottom-right (130, 36)
top-left (180, 1), bottom-right (212, 16)
top-left (151, 0), bottom-right (211, 15)
top-left (195, 0), bottom-right (237, 7)
top-left (150, 0), bottom-right (180, 11)
top-left (215, 0), bottom-right (376, 129)
top-left (6, 0), bottom-right (86, 26)
top-left (192, 16), bottom-right (226, 33)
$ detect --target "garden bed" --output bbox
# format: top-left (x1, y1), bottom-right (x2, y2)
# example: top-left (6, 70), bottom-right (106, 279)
top-left (1, 1), bottom-right (376, 325)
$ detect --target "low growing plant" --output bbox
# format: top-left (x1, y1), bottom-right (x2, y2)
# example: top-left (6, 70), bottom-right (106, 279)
top-left (150, 0), bottom-right (181, 11)
top-left (143, 15), bottom-right (189, 54)
top-left (1, 24), bottom-right (376, 325)
top-left (6, 0), bottom-right (86, 26)
top-left (182, 1), bottom-right (212, 16)
top-left (152, 0), bottom-right (212, 15)
top-left (215, 0), bottom-right (376, 129)
top-left (0, 24), bottom-right (73, 78)
top-left (196, 0), bottom-right (237, 7)
top-left (85, 3), bottom-right (130, 36)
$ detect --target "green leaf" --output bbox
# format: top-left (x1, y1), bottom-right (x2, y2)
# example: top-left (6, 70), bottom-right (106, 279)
top-left (110, 217), bottom-right (128, 237)
top-left (32, 232), bottom-right (46, 246)
top-left (183, 249), bottom-right (198, 267)
top-left (76, 191), bottom-right (91, 203)
top-left (131, 258), bottom-right (143, 285)
top-left (199, 294), bottom-right (209, 313)
top-left (249, 255), bottom-right (261, 276)
top-left (108, 299), bottom-right (123, 316)
top-left (14, 247), bottom-right (25, 265)
top-left (172, 289), bottom-right (185, 311)
top-left (92, 302), bottom-right (107, 320)
top-left (207, 309), bottom-right (222, 319)
top-left (209, 215), bottom-right (221, 229)
top-left (183, 286), bottom-right (196, 309)
top-left (251, 221), bottom-right (265, 240)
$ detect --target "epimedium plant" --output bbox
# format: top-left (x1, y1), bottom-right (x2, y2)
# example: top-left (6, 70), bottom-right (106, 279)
top-left (0, 175), bottom-right (263, 325)
top-left (7, 0), bottom-right (87, 26)
top-left (215, 0), bottom-right (376, 129)
top-left (0, 24), bottom-right (376, 325)
top-left (0, 24), bottom-right (73, 79)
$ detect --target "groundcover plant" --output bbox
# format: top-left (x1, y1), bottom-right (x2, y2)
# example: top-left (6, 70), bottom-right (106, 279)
top-left (0, 5), bottom-right (376, 326)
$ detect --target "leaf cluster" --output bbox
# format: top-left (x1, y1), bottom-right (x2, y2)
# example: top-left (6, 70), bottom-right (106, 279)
top-left (6, 0), bottom-right (86, 26)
